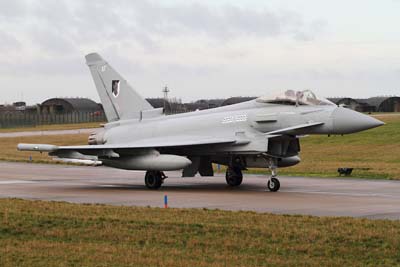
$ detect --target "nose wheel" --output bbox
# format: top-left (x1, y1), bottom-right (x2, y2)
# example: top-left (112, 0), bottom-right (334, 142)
top-left (267, 177), bottom-right (280, 192)
top-left (267, 158), bottom-right (280, 192)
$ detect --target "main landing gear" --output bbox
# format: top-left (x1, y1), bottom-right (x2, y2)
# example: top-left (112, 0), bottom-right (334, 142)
top-left (225, 156), bottom-right (244, 187)
top-left (145, 171), bottom-right (167, 189)
top-left (225, 166), bottom-right (243, 187)
top-left (267, 158), bottom-right (280, 192)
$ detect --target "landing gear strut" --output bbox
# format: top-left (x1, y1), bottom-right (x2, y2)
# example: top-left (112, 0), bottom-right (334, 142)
top-left (145, 171), bottom-right (167, 189)
top-left (225, 167), bottom-right (243, 186)
top-left (267, 158), bottom-right (280, 192)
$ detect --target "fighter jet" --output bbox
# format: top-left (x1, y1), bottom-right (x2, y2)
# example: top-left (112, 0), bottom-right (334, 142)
top-left (17, 53), bottom-right (384, 191)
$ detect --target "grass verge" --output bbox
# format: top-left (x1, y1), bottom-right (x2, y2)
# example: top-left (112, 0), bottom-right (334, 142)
top-left (0, 199), bottom-right (400, 267)
top-left (0, 122), bottom-right (102, 133)
top-left (0, 134), bottom-right (88, 163)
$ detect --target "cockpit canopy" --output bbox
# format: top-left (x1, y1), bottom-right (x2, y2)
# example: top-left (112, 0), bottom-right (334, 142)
top-left (256, 90), bottom-right (335, 106)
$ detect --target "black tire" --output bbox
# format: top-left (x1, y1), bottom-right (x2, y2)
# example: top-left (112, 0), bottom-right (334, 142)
top-left (267, 177), bottom-right (280, 192)
top-left (225, 167), bottom-right (243, 187)
top-left (145, 171), bottom-right (162, 189)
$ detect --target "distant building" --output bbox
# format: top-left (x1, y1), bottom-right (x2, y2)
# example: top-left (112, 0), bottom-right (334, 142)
top-left (40, 98), bottom-right (102, 114)
top-left (13, 101), bottom-right (26, 111)
top-left (328, 98), bottom-right (375, 112)
top-left (329, 97), bottom-right (400, 113)
top-left (0, 105), bottom-right (15, 113)
top-left (329, 98), bottom-right (358, 109)
top-left (0, 102), bottom-right (32, 113)
top-left (357, 97), bottom-right (400, 112)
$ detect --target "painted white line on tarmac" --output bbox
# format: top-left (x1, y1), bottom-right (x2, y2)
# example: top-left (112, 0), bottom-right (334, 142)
top-left (99, 184), bottom-right (118, 187)
top-left (283, 189), bottom-right (400, 198)
top-left (0, 180), bottom-right (36, 185)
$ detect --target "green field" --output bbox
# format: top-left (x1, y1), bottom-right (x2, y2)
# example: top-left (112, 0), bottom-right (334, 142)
top-left (0, 134), bottom-right (88, 163)
top-left (0, 114), bottom-right (399, 179)
top-left (0, 199), bottom-right (399, 266)
top-left (0, 122), bottom-right (102, 133)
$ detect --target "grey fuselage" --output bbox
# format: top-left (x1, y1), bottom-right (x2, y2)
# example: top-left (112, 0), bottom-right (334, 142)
top-left (94, 98), bottom-right (382, 170)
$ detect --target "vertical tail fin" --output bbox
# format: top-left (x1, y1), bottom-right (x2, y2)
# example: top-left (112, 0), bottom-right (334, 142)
top-left (85, 53), bottom-right (153, 122)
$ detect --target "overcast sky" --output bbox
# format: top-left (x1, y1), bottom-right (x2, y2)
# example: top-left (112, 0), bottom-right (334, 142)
top-left (0, 0), bottom-right (399, 104)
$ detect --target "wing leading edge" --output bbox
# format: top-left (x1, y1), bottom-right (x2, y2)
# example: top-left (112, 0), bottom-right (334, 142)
top-left (17, 135), bottom-right (238, 154)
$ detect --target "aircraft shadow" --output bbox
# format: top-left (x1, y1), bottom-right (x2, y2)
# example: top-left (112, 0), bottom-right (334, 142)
top-left (71, 182), bottom-right (265, 193)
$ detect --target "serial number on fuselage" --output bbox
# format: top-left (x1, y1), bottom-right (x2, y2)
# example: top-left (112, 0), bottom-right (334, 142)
top-left (221, 114), bottom-right (248, 124)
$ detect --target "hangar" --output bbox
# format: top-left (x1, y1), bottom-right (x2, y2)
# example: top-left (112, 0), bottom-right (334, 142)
top-left (358, 97), bottom-right (400, 112)
top-left (328, 98), bottom-right (362, 111)
top-left (40, 98), bottom-right (102, 114)
top-left (328, 98), bottom-right (375, 113)
top-left (329, 97), bottom-right (400, 112)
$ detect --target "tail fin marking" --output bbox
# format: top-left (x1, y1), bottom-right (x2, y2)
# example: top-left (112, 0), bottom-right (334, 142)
top-left (85, 53), bottom-right (153, 122)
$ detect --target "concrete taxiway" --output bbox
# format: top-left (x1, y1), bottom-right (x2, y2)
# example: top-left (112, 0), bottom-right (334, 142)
top-left (0, 161), bottom-right (399, 220)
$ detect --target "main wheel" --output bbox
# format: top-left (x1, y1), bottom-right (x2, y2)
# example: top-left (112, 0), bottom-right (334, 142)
top-left (225, 167), bottom-right (243, 186)
top-left (267, 177), bottom-right (280, 192)
top-left (145, 171), bottom-right (162, 189)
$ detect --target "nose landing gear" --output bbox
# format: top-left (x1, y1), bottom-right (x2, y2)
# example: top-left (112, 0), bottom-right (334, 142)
top-left (267, 158), bottom-right (280, 192)
top-left (267, 177), bottom-right (280, 192)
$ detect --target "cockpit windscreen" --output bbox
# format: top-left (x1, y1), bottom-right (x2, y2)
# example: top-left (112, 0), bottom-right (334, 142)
top-left (256, 90), bottom-right (335, 106)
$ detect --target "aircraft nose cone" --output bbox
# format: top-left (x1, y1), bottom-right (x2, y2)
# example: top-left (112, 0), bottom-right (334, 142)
top-left (332, 107), bottom-right (384, 134)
